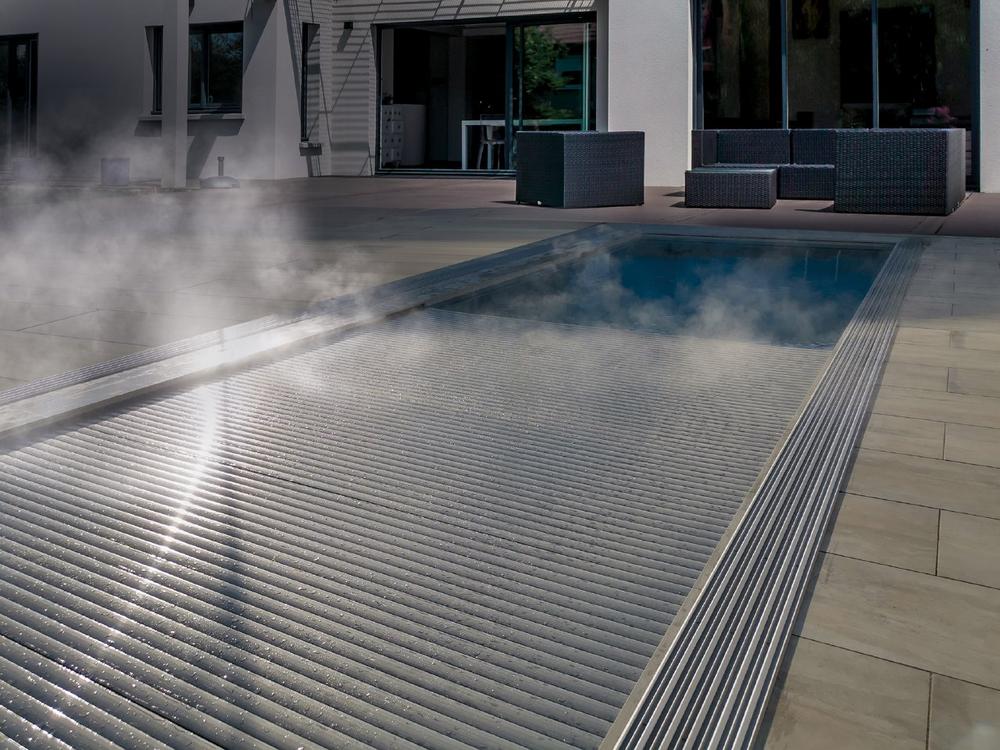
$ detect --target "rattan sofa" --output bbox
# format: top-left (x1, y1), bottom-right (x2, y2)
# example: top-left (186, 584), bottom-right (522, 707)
top-left (690, 128), bottom-right (835, 201)
top-left (515, 131), bottom-right (645, 208)
top-left (689, 127), bottom-right (966, 215)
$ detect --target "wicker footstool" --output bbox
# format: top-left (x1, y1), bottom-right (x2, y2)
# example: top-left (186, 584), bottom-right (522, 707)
top-left (685, 168), bottom-right (777, 208)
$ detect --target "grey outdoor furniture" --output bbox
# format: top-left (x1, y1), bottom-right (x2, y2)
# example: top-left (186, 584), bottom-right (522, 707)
top-left (834, 128), bottom-right (966, 215)
top-left (685, 167), bottom-right (777, 209)
top-left (516, 131), bottom-right (644, 208)
top-left (691, 127), bottom-right (966, 213)
top-left (691, 128), bottom-right (834, 200)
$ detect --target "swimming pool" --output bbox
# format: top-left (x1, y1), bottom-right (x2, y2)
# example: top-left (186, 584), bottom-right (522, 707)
top-left (436, 236), bottom-right (889, 347)
top-left (0, 225), bottom-right (911, 750)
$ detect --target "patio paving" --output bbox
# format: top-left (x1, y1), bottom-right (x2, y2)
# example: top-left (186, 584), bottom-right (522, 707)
top-left (2, 177), bottom-right (1000, 748)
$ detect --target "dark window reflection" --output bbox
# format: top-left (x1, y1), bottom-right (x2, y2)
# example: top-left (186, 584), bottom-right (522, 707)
top-left (701, 0), bottom-right (782, 128)
top-left (189, 23), bottom-right (243, 112)
top-left (878, 2), bottom-right (971, 133)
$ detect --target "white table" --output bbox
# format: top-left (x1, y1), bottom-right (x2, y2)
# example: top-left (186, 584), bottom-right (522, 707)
top-left (461, 119), bottom-right (584, 169)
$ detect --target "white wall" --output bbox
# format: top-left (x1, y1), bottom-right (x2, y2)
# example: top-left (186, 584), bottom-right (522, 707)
top-left (606, 0), bottom-right (692, 186)
top-left (981, 2), bottom-right (999, 192)
top-left (0, 0), bottom-right (307, 182)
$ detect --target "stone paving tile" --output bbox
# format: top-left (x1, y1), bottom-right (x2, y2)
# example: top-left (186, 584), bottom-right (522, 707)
top-left (845, 449), bottom-right (1000, 519)
top-left (890, 343), bottom-right (1000, 371)
top-left (937, 512), bottom-right (1000, 589)
top-left (795, 554), bottom-right (1000, 690)
top-left (759, 637), bottom-right (928, 750)
top-left (945, 423), bottom-right (1000, 468)
top-left (873, 386), bottom-right (1000, 429)
top-left (24, 310), bottom-right (239, 348)
top-left (879, 361), bottom-right (948, 391)
top-left (859, 413), bottom-right (944, 458)
top-left (952, 330), bottom-right (1000, 352)
top-left (929, 674), bottom-right (1000, 750)
top-left (0, 301), bottom-right (92, 331)
top-left (949, 367), bottom-right (1000, 398)
top-left (0, 331), bottom-right (143, 382)
top-left (893, 326), bottom-right (951, 347)
top-left (823, 494), bottom-right (938, 573)
top-left (900, 312), bottom-right (1000, 334)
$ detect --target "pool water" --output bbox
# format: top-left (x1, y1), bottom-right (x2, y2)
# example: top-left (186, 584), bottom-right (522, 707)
top-left (435, 236), bottom-right (890, 347)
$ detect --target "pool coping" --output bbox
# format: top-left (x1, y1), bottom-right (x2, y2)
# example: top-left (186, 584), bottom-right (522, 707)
top-left (602, 230), bottom-right (925, 749)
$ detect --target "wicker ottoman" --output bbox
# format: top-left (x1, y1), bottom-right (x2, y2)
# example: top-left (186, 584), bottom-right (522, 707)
top-left (685, 168), bottom-right (777, 209)
top-left (516, 131), bottom-right (645, 208)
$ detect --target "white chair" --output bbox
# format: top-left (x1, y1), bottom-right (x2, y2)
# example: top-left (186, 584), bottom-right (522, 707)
top-left (476, 115), bottom-right (505, 169)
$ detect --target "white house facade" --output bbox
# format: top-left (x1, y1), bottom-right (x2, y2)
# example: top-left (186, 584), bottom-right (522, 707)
top-left (0, 0), bottom-right (992, 189)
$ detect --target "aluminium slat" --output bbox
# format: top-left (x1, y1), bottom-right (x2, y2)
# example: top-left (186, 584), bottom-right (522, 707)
top-left (0, 547), bottom-right (579, 750)
top-left (0, 701), bottom-right (75, 750)
top-left (0, 495), bottom-right (636, 705)
top-left (0, 291), bottom-right (830, 748)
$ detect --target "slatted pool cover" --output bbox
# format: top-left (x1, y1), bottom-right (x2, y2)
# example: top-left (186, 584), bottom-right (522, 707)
top-left (0, 309), bottom-right (829, 750)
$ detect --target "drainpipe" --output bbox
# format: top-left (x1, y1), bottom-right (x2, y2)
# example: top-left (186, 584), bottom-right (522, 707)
top-left (161, 0), bottom-right (189, 189)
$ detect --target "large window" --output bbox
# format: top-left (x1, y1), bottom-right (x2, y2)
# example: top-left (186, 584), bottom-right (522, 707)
top-left (701, 0), bottom-right (782, 128)
top-left (0, 35), bottom-right (37, 170)
top-left (147, 22), bottom-right (244, 115)
top-left (189, 23), bottom-right (243, 113)
top-left (698, 0), bottom-right (974, 177)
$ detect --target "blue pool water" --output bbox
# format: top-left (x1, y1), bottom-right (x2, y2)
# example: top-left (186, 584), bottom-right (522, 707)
top-left (435, 236), bottom-right (890, 347)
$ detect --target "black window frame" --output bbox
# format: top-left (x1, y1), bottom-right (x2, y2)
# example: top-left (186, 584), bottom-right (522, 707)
top-left (188, 21), bottom-right (244, 114)
top-left (300, 22), bottom-right (320, 143)
top-left (147, 26), bottom-right (163, 115)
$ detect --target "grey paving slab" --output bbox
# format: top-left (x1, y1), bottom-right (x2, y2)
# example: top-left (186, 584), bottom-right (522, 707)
top-left (24, 310), bottom-right (239, 348)
top-left (945, 423), bottom-right (1000, 468)
top-left (949, 367), bottom-right (1000, 398)
top-left (952, 330), bottom-right (1000, 352)
top-left (845, 448), bottom-right (1000, 519)
top-left (759, 637), bottom-right (928, 750)
top-left (938, 511), bottom-right (1000, 589)
top-left (795, 554), bottom-right (1000, 690)
top-left (894, 326), bottom-right (951, 347)
top-left (0, 301), bottom-right (92, 331)
top-left (873, 386), bottom-right (1000, 429)
top-left (929, 675), bottom-right (1000, 750)
top-left (890, 343), bottom-right (1000, 371)
top-left (859, 413), bottom-right (945, 458)
top-left (880, 361), bottom-right (948, 391)
top-left (824, 494), bottom-right (939, 573)
top-left (0, 331), bottom-right (143, 382)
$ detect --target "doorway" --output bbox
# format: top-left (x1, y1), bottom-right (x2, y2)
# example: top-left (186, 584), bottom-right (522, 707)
top-left (377, 15), bottom-right (596, 173)
top-left (0, 35), bottom-right (38, 171)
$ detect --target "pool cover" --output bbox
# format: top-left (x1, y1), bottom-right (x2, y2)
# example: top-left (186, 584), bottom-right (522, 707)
top-left (0, 309), bottom-right (829, 749)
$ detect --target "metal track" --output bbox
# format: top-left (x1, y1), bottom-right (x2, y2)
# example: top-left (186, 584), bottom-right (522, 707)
top-left (609, 238), bottom-right (921, 750)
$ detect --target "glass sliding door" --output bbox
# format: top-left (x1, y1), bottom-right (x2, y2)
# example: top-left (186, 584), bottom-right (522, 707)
top-left (701, 0), bottom-right (783, 128)
top-left (509, 21), bottom-right (597, 168)
top-left (877, 0), bottom-right (972, 178)
top-left (510, 22), bottom-right (596, 133)
top-left (377, 15), bottom-right (595, 173)
top-left (787, 0), bottom-right (873, 128)
top-left (0, 36), bottom-right (38, 171)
